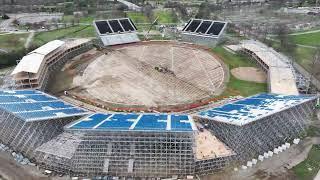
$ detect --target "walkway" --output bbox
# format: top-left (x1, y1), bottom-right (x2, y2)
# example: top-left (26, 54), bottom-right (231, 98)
top-left (290, 29), bottom-right (320, 36)
top-left (24, 31), bottom-right (34, 49)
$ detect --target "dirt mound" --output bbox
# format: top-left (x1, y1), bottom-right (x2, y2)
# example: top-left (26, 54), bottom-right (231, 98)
top-left (231, 67), bottom-right (267, 83)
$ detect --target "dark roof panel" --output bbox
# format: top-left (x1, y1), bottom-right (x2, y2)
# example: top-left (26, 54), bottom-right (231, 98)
top-left (95, 21), bottom-right (113, 34)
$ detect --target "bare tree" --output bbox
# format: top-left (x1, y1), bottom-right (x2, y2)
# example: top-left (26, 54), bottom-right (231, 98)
top-left (12, 18), bottom-right (19, 26)
top-left (311, 47), bottom-right (320, 83)
top-left (275, 23), bottom-right (295, 55)
top-left (143, 4), bottom-right (154, 22)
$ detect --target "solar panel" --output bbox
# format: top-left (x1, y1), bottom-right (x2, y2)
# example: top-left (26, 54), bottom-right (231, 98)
top-left (94, 18), bottom-right (140, 46)
top-left (185, 19), bottom-right (201, 32)
top-left (197, 93), bottom-right (316, 126)
top-left (109, 20), bottom-right (124, 33)
top-left (196, 21), bottom-right (212, 33)
top-left (182, 19), bottom-right (192, 31)
top-left (95, 21), bottom-right (113, 34)
top-left (119, 19), bottom-right (135, 31)
top-left (206, 22), bottom-right (225, 35)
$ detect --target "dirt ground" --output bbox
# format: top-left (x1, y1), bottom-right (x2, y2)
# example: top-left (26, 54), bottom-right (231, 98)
top-left (201, 137), bottom-right (318, 180)
top-left (231, 67), bottom-right (267, 83)
top-left (0, 151), bottom-right (48, 180)
top-left (56, 42), bottom-right (226, 107)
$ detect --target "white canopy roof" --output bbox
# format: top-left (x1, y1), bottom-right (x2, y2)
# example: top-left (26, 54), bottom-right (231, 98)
top-left (11, 53), bottom-right (45, 75)
top-left (269, 67), bottom-right (299, 95)
top-left (30, 40), bottom-right (65, 55)
top-left (240, 40), bottom-right (299, 95)
top-left (11, 40), bottom-right (65, 75)
top-left (241, 40), bottom-right (290, 68)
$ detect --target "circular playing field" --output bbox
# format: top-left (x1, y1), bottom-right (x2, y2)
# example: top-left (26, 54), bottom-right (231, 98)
top-left (55, 41), bottom-right (227, 111)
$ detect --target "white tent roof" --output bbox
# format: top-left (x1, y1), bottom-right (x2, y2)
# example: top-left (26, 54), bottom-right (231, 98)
top-left (240, 40), bottom-right (299, 95)
top-left (30, 40), bottom-right (65, 55)
top-left (241, 41), bottom-right (289, 68)
top-left (11, 53), bottom-right (45, 75)
top-left (269, 67), bottom-right (299, 95)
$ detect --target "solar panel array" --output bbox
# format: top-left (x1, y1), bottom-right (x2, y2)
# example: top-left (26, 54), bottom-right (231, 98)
top-left (197, 93), bottom-right (315, 126)
top-left (67, 113), bottom-right (196, 132)
top-left (182, 19), bottom-right (227, 36)
top-left (0, 90), bottom-right (89, 121)
top-left (94, 18), bottom-right (140, 46)
top-left (95, 18), bottom-right (137, 35)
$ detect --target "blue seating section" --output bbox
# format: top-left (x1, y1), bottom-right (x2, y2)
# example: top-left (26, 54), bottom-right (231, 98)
top-left (72, 113), bottom-right (112, 129)
top-left (98, 114), bottom-right (139, 130)
top-left (171, 115), bottom-right (192, 131)
top-left (197, 93), bottom-right (315, 126)
top-left (0, 94), bottom-right (57, 104)
top-left (67, 113), bottom-right (195, 132)
top-left (135, 114), bottom-right (167, 130)
top-left (0, 90), bottom-right (42, 95)
top-left (0, 89), bottom-right (88, 121)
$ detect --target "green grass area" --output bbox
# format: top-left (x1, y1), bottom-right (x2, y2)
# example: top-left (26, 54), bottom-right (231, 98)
top-left (62, 15), bottom-right (74, 23)
top-left (291, 27), bottom-right (320, 34)
top-left (293, 145), bottom-right (320, 180)
top-left (291, 31), bottom-right (320, 46)
top-left (79, 16), bottom-right (94, 23)
top-left (33, 25), bottom-right (95, 46)
top-left (222, 75), bottom-right (268, 97)
top-left (212, 46), bottom-right (258, 69)
top-left (307, 126), bottom-right (320, 137)
top-left (127, 11), bottom-right (178, 24)
top-left (294, 47), bottom-right (316, 71)
top-left (127, 12), bottom-right (149, 23)
top-left (212, 46), bottom-right (268, 97)
top-left (0, 33), bottom-right (29, 51)
top-left (154, 10), bottom-right (178, 24)
top-left (62, 15), bottom-right (94, 24)
top-left (267, 40), bottom-right (317, 78)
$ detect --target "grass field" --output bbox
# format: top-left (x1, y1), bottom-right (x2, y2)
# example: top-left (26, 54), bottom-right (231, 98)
top-left (212, 46), bottom-right (258, 69)
top-left (292, 145), bottom-right (320, 180)
top-left (154, 10), bottom-right (178, 24)
top-left (268, 40), bottom-right (317, 79)
top-left (33, 25), bottom-right (95, 46)
top-left (127, 12), bottom-right (149, 23)
top-left (295, 47), bottom-right (316, 71)
top-left (291, 31), bottom-right (320, 47)
top-left (0, 33), bottom-right (29, 51)
top-left (62, 15), bottom-right (94, 24)
top-left (212, 46), bottom-right (268, 97)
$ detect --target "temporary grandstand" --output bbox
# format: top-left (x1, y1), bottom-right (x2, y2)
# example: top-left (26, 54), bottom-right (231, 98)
top-left (35, 112), bottom-right (234, 177)
top-left (94, 18), bottom-right (140, 46)
top-left (0, 89), bottom-right (89, 158)
top-left (195, 93), bottom-right (318, 161)
top-left (35, 113), bottom-right (196, 177)
top-left (227, 40), bottom-right (299, 95)
top-left (180, 19), bottom-right (227, 47)
top-left (11, 39), bottom-right (92, 90)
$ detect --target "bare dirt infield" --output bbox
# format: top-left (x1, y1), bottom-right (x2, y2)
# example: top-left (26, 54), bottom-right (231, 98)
top-left (52, 41), bottom-right (227, 111)
top-left (231, 67), bottom-right (267, 83)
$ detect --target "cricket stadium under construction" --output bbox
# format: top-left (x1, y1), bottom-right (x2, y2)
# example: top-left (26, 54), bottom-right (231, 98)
top-left (0, 18), bottom-right (318, 179)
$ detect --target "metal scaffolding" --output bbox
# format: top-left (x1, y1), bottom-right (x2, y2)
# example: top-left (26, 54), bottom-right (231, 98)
top-left (0, 109), bottom-right (81, 158)
top-left (195, 99), bottom-right (316, 162)
top-left (36, 130), bottom-right (196, 178)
